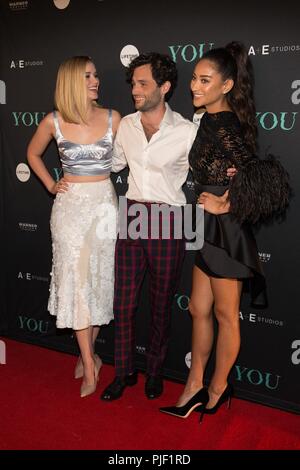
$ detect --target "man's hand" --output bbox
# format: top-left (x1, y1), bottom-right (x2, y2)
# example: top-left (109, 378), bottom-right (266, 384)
top-left (198, 190), bottom-right (230, 215)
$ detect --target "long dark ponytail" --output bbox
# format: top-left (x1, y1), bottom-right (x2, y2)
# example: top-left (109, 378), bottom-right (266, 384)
top-left (202, 44), bottom-right (291, 224)
top-left (202, 41), bottom-right (257, 154)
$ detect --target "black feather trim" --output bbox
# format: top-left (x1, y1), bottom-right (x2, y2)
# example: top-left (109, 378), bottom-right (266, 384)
top-left (229, 155), bottom-right (291, 224)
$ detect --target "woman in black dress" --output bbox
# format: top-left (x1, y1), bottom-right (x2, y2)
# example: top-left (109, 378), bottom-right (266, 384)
top-left (160, 42), bottom-right (289, 420)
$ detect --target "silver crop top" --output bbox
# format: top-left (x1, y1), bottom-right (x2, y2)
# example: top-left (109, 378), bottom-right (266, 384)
top-left (53, 109), bottom-right (113, 176)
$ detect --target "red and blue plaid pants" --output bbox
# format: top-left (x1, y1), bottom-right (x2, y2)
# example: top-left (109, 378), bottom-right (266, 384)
top-left (113, 199), bottom-right (185, 377)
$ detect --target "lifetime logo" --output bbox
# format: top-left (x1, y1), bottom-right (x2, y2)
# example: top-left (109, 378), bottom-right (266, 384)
top-left (0, 80), bottom-right (6, 104)
top-left (0, 340), bottom-right (6, 364)
top-left (53, 0), bottom-right (70, 10)
top-left (120, 45), bottom-right (139, 67)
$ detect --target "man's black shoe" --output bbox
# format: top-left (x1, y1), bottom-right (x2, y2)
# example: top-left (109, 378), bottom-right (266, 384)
top-left (145, 375), bottom-right (163, 399)
top-left (100, 372), bottom-right (138, 401)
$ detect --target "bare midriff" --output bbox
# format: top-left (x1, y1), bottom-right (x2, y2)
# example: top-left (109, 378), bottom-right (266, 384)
top-left (63, 173), bottom-right (110, 183)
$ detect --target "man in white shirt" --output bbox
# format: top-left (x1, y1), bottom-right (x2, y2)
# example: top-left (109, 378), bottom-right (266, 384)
top-left (101, 52), bottom-right (198, 402)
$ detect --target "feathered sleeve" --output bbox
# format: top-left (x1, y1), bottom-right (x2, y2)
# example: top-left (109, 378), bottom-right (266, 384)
top-left (216, 124), bottom-right (291, 225)
top-left (228, 154), bottom-right (291, 224)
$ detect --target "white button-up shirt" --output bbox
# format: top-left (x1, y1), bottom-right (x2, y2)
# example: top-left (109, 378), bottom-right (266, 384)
top-left (112, 103), bottom-right (198, 206)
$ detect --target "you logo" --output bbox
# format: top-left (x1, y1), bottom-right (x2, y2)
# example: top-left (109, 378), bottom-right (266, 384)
top-left (235, 365), bottom-right (281, 390)
top-left (256, 112), bottom-right (297, 131)
top-left (12, 111), bottom-right (46, 127)
top-left (168, 43), bottom-right (214, 63)
top-left (18, 315), bottom-right (50, 334)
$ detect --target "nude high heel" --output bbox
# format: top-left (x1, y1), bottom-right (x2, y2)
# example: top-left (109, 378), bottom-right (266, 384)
top-left (74, 353), bottom-right (101, 379)
top-left (94, 354), bottom-right (102, 378)
top-left (74, 356), bottom-right (84, 379)
top-left (80, 355), bottom-right (102, 398)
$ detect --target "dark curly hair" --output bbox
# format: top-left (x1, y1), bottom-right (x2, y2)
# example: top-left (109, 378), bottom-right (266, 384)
top-left (202, 42), bottom-right (257, 154)
top-left (126, 52), bottom-right (178, 101)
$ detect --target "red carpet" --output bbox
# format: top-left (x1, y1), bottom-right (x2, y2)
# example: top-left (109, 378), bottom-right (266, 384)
top-left (0, 338), bottom-right (299, 450)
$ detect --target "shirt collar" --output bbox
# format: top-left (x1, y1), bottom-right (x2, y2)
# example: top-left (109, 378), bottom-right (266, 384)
top-left (133, 102), bottom-right (175, 128)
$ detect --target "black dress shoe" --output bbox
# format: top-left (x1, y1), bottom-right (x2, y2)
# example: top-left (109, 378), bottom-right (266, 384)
top-left (159, 387), bottom-right (209, 418)
top-left (100, 372), bottom-right (138, 401)
top-left (145, 375), bottom-right (163, 399)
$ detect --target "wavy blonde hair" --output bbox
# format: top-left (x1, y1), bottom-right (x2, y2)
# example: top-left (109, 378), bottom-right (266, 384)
top-left (54, 56), bottom-right (95, 124)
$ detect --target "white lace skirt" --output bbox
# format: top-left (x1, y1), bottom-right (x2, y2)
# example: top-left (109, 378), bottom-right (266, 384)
top-left (48, 179), bottom-right (118, 330)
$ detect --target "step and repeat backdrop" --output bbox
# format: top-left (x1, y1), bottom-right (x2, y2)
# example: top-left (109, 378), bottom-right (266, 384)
top-left (0, 0), bottom-right (299, 413)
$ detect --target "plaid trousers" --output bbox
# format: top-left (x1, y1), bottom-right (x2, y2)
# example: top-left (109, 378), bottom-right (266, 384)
top-left (113, 199), bottom-right (185, 377)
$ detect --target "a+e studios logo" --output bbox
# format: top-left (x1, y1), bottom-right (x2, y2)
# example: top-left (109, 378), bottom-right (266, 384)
top-left (10, 59), bottom-right (43, 69)
top-left (249, 44), bottom-right (300, 55)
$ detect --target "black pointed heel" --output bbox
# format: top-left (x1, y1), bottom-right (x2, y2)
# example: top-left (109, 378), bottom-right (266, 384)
top-left (199, 383), bottom-right (233, 423)
top-left (159, 387), bottom-right (209, 419)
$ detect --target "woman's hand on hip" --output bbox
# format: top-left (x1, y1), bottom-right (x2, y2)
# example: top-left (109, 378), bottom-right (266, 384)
top-left (50, 177), bottom-right (69, 194)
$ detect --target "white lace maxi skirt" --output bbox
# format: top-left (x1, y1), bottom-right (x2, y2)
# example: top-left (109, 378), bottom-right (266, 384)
top-left (48, 179), bottom-right (118, 330)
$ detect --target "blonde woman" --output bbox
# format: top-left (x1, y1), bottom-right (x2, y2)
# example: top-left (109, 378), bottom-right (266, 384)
top-left (27, 56), bottom-right (120, 397)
